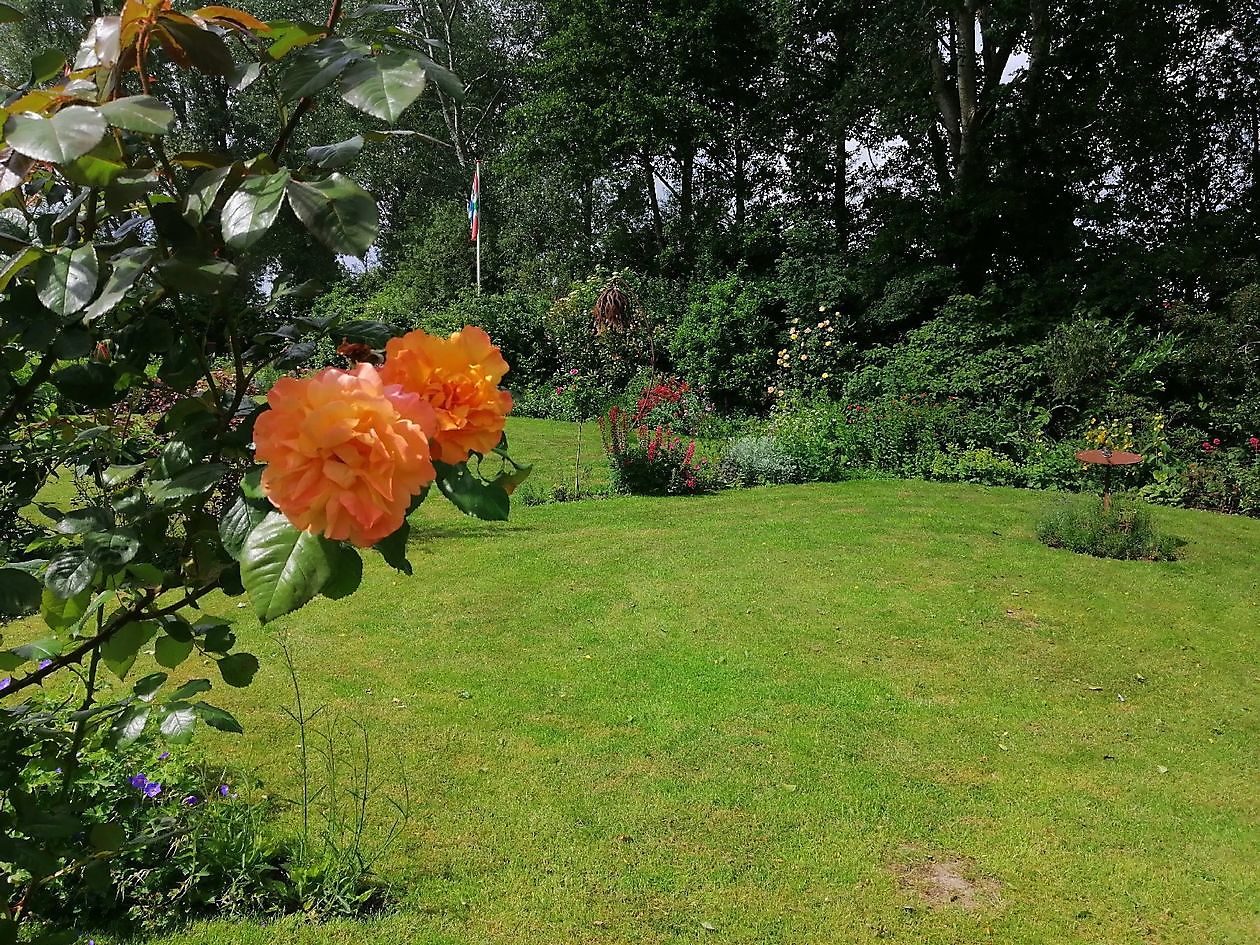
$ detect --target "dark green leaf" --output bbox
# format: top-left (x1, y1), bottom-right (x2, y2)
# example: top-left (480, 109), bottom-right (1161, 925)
top-left (45, 549), bottom-right (95, 597)
top-left (148, 463), bottom-right (227, 503)
top-left (53, 362), bottom-right (121, 407)
top-left (89, 822), bottom-right (125, 852)
top-left (217, 651), bottom-right (258, 686)
top-left (84, 247), bottom-right (158, 321)
top-left (157, 438), bottom-right (196, 478)
top-left (373, 520), bottom-right (411, 575)
top-left (410, 50), bottom-right (464, 100)
top-left (0, 568), bottom-right (42, 618)
top-left (126, 562), bottom-right (165, 588)
top-left (194, 701), bottom-right (243, 733)
top-left (62, 139), bottom-right (129, 187)
top-left (306, 134), bottom-right (364, 170)
top-left (133, 670), bottom-right (168, 700)
top-left (40, 588), bottom-right (88, 632)
top-left (274, 339), bottom-right (316, 368)
top-left (5, 106), bottom-right (107, 163)
top-left (30, 48), bottom-right (64, 82)
top-left (434, 460), bottom-right (510, 521)
top-left (55, 506), bottom-right (110, 535)
top-left (0, 246), bottom-right (42, 292)
top-left (12, 636), bottom-right (62, 661)
top-left (322, 543), bottom-right (362, 598)
top-left (169, 677), bottom-right (212, 700)
top-left (36, 244), bottom-right (98, 317)
top-left (103, 463), bottom-right (144, 487)
top-left (339, 51), bottom-right (427, 122)
top-left (109, 705), bottom-right (149, 746)
top-left (0, 2), bottom-right (25, 22)
top-left (154, 255), bottom-right (238, 296)
top-left (219, 494), bottom-right (268, 561)
top-left (158, 702), bottom-right (197, 742)
top-left (285, 173), bottom-right (378, 257)
top-left (98, 95), bottom-right (175, 134)
top-left (183, 164), bottom-right (234, 223)
top-left (85, 528), bottom-right (140, 568)
top-left (240, 511), bottom-right (334, 622)
top-left (154, 633), bottom-right (193, 668)
top-left (221, 170), bottom-right (290, 250)
top-left (280, 44), bottom-right (364, 101)
top-left (334, 318), bottom-right (393, 347)
top-left (102, 619), bottom-right (157, 680)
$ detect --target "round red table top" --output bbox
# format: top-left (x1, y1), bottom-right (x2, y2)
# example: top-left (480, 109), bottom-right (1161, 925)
top-left (1075, 449), bottom-right (1144, 466)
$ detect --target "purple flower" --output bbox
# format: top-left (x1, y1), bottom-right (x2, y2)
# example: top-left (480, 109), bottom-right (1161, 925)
top-left (143, 781), bottom-right (162, 798)
top-left (218, 784), bottom-right (230, 797)
top-left (130, 773), bottom-right (149, 790)
top-left (158, 752), bottom-right (170, 761)
top-left (183, 794), bottom-right (200, 806)
top-left (37, 659), bottom-right (51, 670)
top-left (0, 677), bottom-right (9, 691)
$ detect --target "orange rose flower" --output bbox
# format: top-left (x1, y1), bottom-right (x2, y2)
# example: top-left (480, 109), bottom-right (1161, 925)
top-left (254, 364), bottom-right (436, 547)
top-left (379, 326), bottom-right (513, 464)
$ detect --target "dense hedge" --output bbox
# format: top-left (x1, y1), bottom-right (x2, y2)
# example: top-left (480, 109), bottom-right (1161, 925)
top-left (309, 269), bottom-right (1260, 517)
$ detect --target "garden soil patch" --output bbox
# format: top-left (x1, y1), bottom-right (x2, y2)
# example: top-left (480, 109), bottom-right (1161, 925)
top-left (894, 856), bottom-right (1000, 910)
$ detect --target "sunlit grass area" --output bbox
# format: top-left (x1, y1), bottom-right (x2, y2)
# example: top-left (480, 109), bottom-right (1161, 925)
top-left (93, 451), bottom-right (1260, 945)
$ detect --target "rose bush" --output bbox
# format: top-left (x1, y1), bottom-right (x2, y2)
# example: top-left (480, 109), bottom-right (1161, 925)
top-left (0, 2), bottom-right (530, 937)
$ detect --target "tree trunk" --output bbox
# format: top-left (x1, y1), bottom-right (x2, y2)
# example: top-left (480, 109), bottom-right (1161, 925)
top-left (581, 175), bottom-right (594, 266)
top-left (642, 149), bottom-right (663, 247)
top-left (680, 134), bottom-right (695, 232)
top-left (832, 133), bottom-right (848, 252)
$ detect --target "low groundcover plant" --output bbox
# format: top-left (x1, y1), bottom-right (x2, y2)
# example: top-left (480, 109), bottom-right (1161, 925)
top-left (1036, 496), bottom-right (1182, 561)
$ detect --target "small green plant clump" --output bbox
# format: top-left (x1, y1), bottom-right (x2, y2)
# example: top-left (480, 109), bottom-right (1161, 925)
top-left (1036, 497), bottom-right (1182, 561)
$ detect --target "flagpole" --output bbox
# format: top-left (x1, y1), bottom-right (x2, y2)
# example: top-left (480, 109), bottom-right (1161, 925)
top-left (474, 159), bottom-right (481, 296)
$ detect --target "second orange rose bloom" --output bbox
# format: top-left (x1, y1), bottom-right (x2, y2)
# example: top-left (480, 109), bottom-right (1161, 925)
top-left (380, 326), bottom-right (513, 465)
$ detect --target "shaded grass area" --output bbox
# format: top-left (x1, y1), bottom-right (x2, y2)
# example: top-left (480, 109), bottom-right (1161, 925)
top-left (113, 475), bottom-right (1260, 945)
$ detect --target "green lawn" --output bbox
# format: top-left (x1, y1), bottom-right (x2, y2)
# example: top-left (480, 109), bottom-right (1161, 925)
top-left (33, 420), bottom-right (1260, 944)
top-left (500, 416), bottom-right (611, 499)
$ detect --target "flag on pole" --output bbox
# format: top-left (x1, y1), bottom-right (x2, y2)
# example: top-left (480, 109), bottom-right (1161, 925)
top-left (467, 162), bottom-right (480, 242)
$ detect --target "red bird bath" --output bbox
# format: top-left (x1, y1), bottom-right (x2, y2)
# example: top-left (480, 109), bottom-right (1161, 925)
top-left (1075, 448), bottom-right (1143, 510)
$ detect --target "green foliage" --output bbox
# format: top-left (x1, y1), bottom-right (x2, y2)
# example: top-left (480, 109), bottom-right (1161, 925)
top-left (1036, 497), bottom-right (1182, 561)
top-left (843, 293), bottom-right (1039, 405)
top-left (860, 267), bottom-right (959, 334)
top-left (1044, 314), bottom-right (1180, 406)
top-left (1163, 441), bottom-right (1260, 516)
top-left (927, 446), bottom-right (1023, 487)
top-left (1, 698), bottom-right (401, 937)
top-left (0, 707), bottom-right (262, 934)
top-left (670, 275), bottom-right (777, 411)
